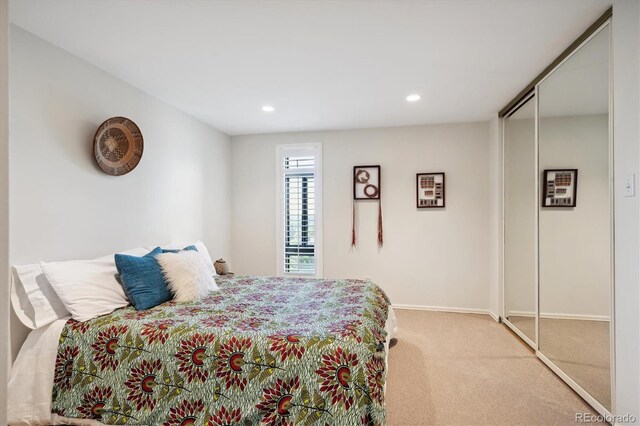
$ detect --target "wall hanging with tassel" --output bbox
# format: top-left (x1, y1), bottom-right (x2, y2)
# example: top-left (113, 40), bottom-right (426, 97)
top-left (352, 165), bottom-right (383, 247)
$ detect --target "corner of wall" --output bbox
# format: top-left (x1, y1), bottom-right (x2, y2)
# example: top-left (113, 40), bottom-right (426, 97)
top-left (0, 1), bottom-right (9, 424)
top-left (612, 0), bottom-right (640, 421)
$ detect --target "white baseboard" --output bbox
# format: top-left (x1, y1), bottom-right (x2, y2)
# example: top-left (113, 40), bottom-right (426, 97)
top-left (393, 304), bottom-right (499, 322)
top-left (507, 310), bottom-right (610, 322)
top-left (506, 311), bottom-right (535, 318)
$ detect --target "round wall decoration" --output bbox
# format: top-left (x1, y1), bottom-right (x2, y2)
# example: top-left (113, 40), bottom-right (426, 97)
top-left (356, 169), bottom-right (370, 183)
top-left (364, 183), bottom-right (379, 198)
top-left (93, 116), bottom-right (143, 176)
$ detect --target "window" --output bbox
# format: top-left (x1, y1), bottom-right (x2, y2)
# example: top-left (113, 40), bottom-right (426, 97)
top-left (276, 144), bottom-right (322, 277)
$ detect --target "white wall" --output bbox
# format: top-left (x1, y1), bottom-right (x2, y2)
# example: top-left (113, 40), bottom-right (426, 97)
top-left (503, 116), bottom-right (536, 316)
top-left (539, 114), bottom-right (610, 319)
top-left (612, 0), bottom-right (640, 422)
top-left (231, 122), bottom-right (492, 312)
top-left (8, 27), bottom-right (232, 360)
top-left (503, 114), bottom-right (611, 319)
top-left (0, 2), bottom-right (9, 424)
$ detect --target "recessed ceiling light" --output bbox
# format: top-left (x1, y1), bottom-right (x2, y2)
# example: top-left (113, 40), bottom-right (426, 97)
top-left (406, 94), bottom-right (421, 102)
top-left (262, 105), bottom-right (275, 112)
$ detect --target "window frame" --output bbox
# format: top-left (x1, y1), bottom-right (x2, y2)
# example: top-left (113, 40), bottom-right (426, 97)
top-left (275, 143), bottom-right (323, 278)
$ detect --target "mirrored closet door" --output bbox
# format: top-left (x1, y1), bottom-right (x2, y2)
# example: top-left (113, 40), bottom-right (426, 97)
top-left (538, 23), bottom-right (612, 413)
top-left (502, 13), bottom-right (613, 417)
top-left (504, 95), bottom-right (537, 347)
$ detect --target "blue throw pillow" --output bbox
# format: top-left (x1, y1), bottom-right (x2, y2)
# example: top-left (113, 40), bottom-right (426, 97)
top-left (115, 247), bottom-right (171, 310)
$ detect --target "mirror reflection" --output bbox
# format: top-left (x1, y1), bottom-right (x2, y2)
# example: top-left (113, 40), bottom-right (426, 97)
top-left (504, 96), bottom-right (536, 345)
top-left (538, 25), bottom-right (611, 410)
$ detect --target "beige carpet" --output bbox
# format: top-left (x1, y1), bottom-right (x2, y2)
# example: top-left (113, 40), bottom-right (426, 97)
top-left (509, 316), bottom-right (611, 410)
top-left (386, 310), bottom-right (605, 425)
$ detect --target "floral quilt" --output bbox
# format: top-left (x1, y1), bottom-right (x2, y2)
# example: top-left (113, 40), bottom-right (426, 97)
top-left (51, 276), bottom-right (391, 425)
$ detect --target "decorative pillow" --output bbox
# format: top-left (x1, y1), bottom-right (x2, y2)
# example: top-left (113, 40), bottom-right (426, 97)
top-left (156, 241), bottom-right (216, 275)
top-left (15, 246), bottom-right (149, 327)
top-left (41, 259), bottom-right (129, 322)
top-left (156, 251), bottom-right (219, 302)
top-left (114, 247), bottom-right (171, 311)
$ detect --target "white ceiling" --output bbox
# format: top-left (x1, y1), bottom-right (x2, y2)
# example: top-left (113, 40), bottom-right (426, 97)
top-left (10, 0), bottom-right (611, 136)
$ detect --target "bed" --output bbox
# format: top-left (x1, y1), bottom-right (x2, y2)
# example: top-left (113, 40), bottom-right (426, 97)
top-left (8, 275), bottom-right (397, 426)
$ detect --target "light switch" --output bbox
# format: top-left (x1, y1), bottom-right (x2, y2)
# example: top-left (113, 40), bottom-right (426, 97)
top-left (624, 174), bottom-right (635, 197)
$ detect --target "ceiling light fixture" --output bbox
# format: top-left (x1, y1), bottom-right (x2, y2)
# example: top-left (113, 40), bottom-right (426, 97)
top-left (262, 105), bottom-right (275, 112)
top-left (406, 94), bottom-right (421, 102)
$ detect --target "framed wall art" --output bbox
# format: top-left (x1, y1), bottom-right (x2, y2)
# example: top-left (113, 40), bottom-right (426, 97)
top-left (416, 172), bottom-right (445, 208)
top-left (542, 169), bottom-right (578, 207)
top-left (353, 165), bottom-right (380, 200)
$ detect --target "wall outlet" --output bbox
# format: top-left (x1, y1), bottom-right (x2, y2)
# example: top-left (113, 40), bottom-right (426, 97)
top-left (624, 174), bottom-right (635, 197)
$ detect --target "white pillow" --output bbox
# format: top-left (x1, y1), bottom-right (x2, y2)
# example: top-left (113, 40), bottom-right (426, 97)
top-left (155, 240), bottom-right (216, 275)
top-left (41, 258), bottom-right (129, 322)
top-left (11, 246), bottom-right (149, 328)
top-left (156, 251), bottom-right (218, 302)
top-left (11, 264), bottom-right (69, 329)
